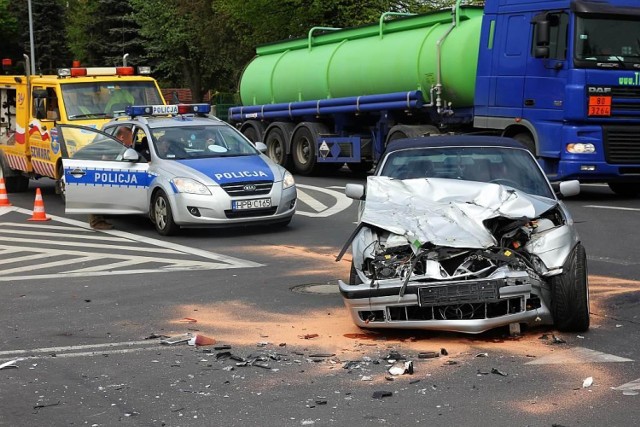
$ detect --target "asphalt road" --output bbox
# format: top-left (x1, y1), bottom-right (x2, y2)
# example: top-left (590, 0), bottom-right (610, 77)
top-left (0, 172), bottom-right (638, 427)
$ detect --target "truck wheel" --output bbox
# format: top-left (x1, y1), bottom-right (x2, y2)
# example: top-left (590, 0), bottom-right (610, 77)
top-left (4, 175), bottom-right (30, 193)
top-left (513, 133), bottom-right (535, 154)
top-left (152, 190), bottom-right (179, 236)
top-left (608, 182), bottom-right (639, 197)
top-left (292, 124), bottom-right (319, 175)
top-left (241, 120), bottom-right (265, 143)
top-left (551, 243), bottom-right (589, 332)
top-left (386, 124), bottom-right (438, 145)
top-left (264, 124), bottom-right (292, 169)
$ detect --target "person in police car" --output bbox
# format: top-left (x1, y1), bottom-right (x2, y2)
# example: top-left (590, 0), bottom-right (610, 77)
top-left (88, 126), bottom-right (135, 230)
top-left (155, 134), bottom-right (187, 159)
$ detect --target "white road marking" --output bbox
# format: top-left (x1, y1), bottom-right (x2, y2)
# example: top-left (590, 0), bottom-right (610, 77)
top-left (584, 205), bottom-right (640, 212)
top-left (295, 184), bottom-right (353, 218)
top-left (296, 189), bottom-right (328, 212)
top-left (588, 255), bottom-right (636, 266)
top-left (0, 208), bottom-right (263, 281)
top-left (525, 346), bottom-right (633, 365)
top-left (0, 340), bottom-right (167, 362)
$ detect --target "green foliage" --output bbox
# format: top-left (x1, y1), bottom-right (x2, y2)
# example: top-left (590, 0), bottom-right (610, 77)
top-left (11, 0), bottom-right (72, 73)
top-left (0, 0), bottom-right (20, 62)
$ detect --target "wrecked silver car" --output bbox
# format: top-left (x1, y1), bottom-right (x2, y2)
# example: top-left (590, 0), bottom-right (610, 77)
top-left (337, 136), bottom-right (589, 334)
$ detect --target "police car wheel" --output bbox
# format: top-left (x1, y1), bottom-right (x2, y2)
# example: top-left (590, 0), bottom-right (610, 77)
top-left (152, 190), bottom-right (179, 236)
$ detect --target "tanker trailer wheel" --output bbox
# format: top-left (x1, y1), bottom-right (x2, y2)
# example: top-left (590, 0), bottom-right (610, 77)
top-left (386, 124), bottom-right (439, 145)
top-left (292, 123), bottom-right (324, 176)
top-left (241, 120), bottom-right (266, 144)
top-left (264, 123), bottom-right (293, 169)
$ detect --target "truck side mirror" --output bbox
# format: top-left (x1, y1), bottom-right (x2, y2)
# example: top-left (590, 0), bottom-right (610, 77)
top-left (535, 46), bottom-right (550, 58)
top-left (34, 98), bottom-right (46, 120)
top-left (535, 20), bottom-right (550, 46)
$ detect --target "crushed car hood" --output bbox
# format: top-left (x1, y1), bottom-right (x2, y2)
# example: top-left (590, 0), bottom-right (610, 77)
top-left (361, 176), bottom-right (558, 249)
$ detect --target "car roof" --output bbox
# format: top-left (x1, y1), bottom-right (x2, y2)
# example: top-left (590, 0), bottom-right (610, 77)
top-left (106, 115), bottom-right (226, 129)
top-left (384, 135), bottom-right (527, 153)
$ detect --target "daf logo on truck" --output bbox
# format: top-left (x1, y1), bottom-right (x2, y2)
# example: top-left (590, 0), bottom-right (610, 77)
top-left (588, 87), bottom-right (612, 93)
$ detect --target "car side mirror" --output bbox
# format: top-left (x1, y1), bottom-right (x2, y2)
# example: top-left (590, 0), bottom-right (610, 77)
top-left (345, 183), bottom-right (365, 200)
top-left (255, 141), bottom-right (267, 153)
top-left (123, 148), bottom-right (140, 162)
top-left (551, 180), bottom-right (580, 198)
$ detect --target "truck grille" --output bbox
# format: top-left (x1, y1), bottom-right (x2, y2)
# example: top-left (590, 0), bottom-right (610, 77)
top-left (220, 180), bottom-right (272, 196)
top-left (603, 125), bottom-right (640, 164)
top-left (610, 87), bottom-right (640, 117)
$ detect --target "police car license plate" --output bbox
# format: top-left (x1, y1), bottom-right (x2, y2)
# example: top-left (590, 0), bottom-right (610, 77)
top-left (232, 198), bottom-right (272, 210)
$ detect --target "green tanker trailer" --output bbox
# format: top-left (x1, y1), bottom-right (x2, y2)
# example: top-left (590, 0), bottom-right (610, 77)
top-left (230, 0), bottom-right (640, 195)
top-left (231, 4), bottom-right (483, 174)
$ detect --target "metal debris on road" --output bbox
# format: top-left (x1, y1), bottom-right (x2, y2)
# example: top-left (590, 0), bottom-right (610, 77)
top-left (0, 359), bottom-right (20, 370)
top-left (491, 368), bottom-right (508, 377)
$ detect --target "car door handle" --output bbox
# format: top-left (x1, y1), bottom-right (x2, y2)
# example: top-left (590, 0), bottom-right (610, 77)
top-left (70, 168), bottom-right (86, 178)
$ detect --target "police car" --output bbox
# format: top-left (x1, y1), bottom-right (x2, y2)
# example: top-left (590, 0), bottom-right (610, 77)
top-left (56, 104), bottom-right (297, 235)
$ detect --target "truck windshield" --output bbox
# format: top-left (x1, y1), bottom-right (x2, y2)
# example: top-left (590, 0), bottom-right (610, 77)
top-left (574, 15), bottom-right (640, 68)
top-left (60, 81), bottom-right (163, 120)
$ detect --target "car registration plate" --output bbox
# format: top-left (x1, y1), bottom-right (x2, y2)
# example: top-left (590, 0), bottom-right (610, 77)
top-left (232, 198), bottom-right (272, 210)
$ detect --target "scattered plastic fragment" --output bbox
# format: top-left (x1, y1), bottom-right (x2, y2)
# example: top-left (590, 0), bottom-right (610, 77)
top-left (616, 324), bottom-right (623, 328)
top-left (551, 335), bottom-right (566, 344)
top-left (372, 390), bottom-right (393, 399)
top-left (477, 370), bottom-right (490, 376)
top-left (33, 401), bottom-right (61, 410)
top-left (343, 361), bottom-right (361, 370)
top-left (440, 348), bottom-right (448, 356)
top-left (180, 317), bottom-right (198, 323)
top-left (386, 351), bottom-right (404, 361)
top-left (409, 379), bottom-right (421, 385)
top-left (145, 333), bottom-right (169, 340)
top-left (302, 334), bottom-right (319, 339)
top-left (583, 377), bottom-right (593, 388)
top-left (160, 334), bottom-right (192, 345)
top-left (418, 351), bottom-right (439, 359)
top-left (309, 353), bottom-right (335, 358)
top-left (187, 334), bottom-right (216, 347)
top-left (361, 376), bottom-right (373, 381)
top-left (444, 360), bottom-right (458, 366)
top-left (315, 399), bottom-right (327, 405)
top-left (0, 359), bottom-right (20, 370)
top-left (388, 361), bottom-right (413, 376)
top-left (491, 368), bottom-right (508, 377)
top-left (475, 352), bottom-right (489, 358)
top-left (214, 345), bottom-right (231, 350)
top-left (577, 335), bottom-right (585, 339)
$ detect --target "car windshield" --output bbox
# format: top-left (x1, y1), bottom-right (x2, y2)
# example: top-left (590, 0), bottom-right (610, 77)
top-left (574, 15), bottom-right (640, 68)
top-left (60, 81), bottom-right (163, 119)
top-left (150, 124), bottom-right (259, 160)
top-left (379, 146), bottom-right (555, 198)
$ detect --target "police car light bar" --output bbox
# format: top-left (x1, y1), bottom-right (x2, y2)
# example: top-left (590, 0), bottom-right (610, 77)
top-left (125, 104), bottom-right (211, 118)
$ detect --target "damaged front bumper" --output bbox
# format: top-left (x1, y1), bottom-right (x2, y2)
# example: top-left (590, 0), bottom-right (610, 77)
top-left (338, 270), bottom-right (553, 334)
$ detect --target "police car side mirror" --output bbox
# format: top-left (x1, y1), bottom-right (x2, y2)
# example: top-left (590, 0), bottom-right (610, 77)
top-left (123, 148), bottom-right (140, 162)
top-left (255, 142), bottom-right (267, 153)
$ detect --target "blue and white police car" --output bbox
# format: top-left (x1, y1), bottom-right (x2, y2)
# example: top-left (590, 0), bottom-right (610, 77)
top-left (56, 104), bottom-right (297, 235)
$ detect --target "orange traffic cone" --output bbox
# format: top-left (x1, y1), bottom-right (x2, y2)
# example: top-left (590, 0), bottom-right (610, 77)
top-left (28, 188), bottom-right (51, 221)
top-left (0, 178), bottom-right (11, 207)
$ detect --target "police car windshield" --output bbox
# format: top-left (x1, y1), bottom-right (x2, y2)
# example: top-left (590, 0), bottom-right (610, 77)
top-left (150, 125), bottom-right (259, 160)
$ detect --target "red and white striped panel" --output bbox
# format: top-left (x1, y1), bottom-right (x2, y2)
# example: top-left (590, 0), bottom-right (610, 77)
top-left (5, 154), bottom-right (29, 172)
top-left (31, 160), bottom-right (56, 178)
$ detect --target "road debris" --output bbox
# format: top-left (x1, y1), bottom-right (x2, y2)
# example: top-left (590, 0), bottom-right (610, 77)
top-left (388, 361), bottom-right (413, 376)
top-left (188, 334), bottom-right (216, 347)
top-left (144, 333), bottom-right (169, 340)
top-left (491, 368), bottom-right (508, 377)
top-left (160, 333), bottom-right (192, 345)
top-left (583, 377), bottom-right (594, 388)
top-left (301, 333), bottom-right (319, 339)
top-left (418, 351), bottom-right (439, 359)
top-left (179, 317), bottom-right (198, 323)
top-left (475, 352), bottom-right (489, 358)
top-left (33, 401), bottom-right (61, 410)
top-left (372, 390), bottom-right (393, 399)
top-left (0, 359), bottom-right (20, 370)
top-left (440, 348), bottom-right (448, 356)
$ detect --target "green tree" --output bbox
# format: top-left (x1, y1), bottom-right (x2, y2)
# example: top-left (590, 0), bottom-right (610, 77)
top-left (66, 0), bottom-right (145, 67)
top-left (11, 0), bottom-right (71, 73)
top-left (131, 0), bottom-right (240, 102)
top-left (0, 0), bottom-right (21, 66)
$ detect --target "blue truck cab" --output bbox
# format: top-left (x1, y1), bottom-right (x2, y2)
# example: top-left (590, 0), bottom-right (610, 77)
top-left (476, 0), bottom-right (640, 194)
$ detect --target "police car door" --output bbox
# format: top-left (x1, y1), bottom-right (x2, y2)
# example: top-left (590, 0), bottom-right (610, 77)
top-left (56, 124), bottom-right (151, 214)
